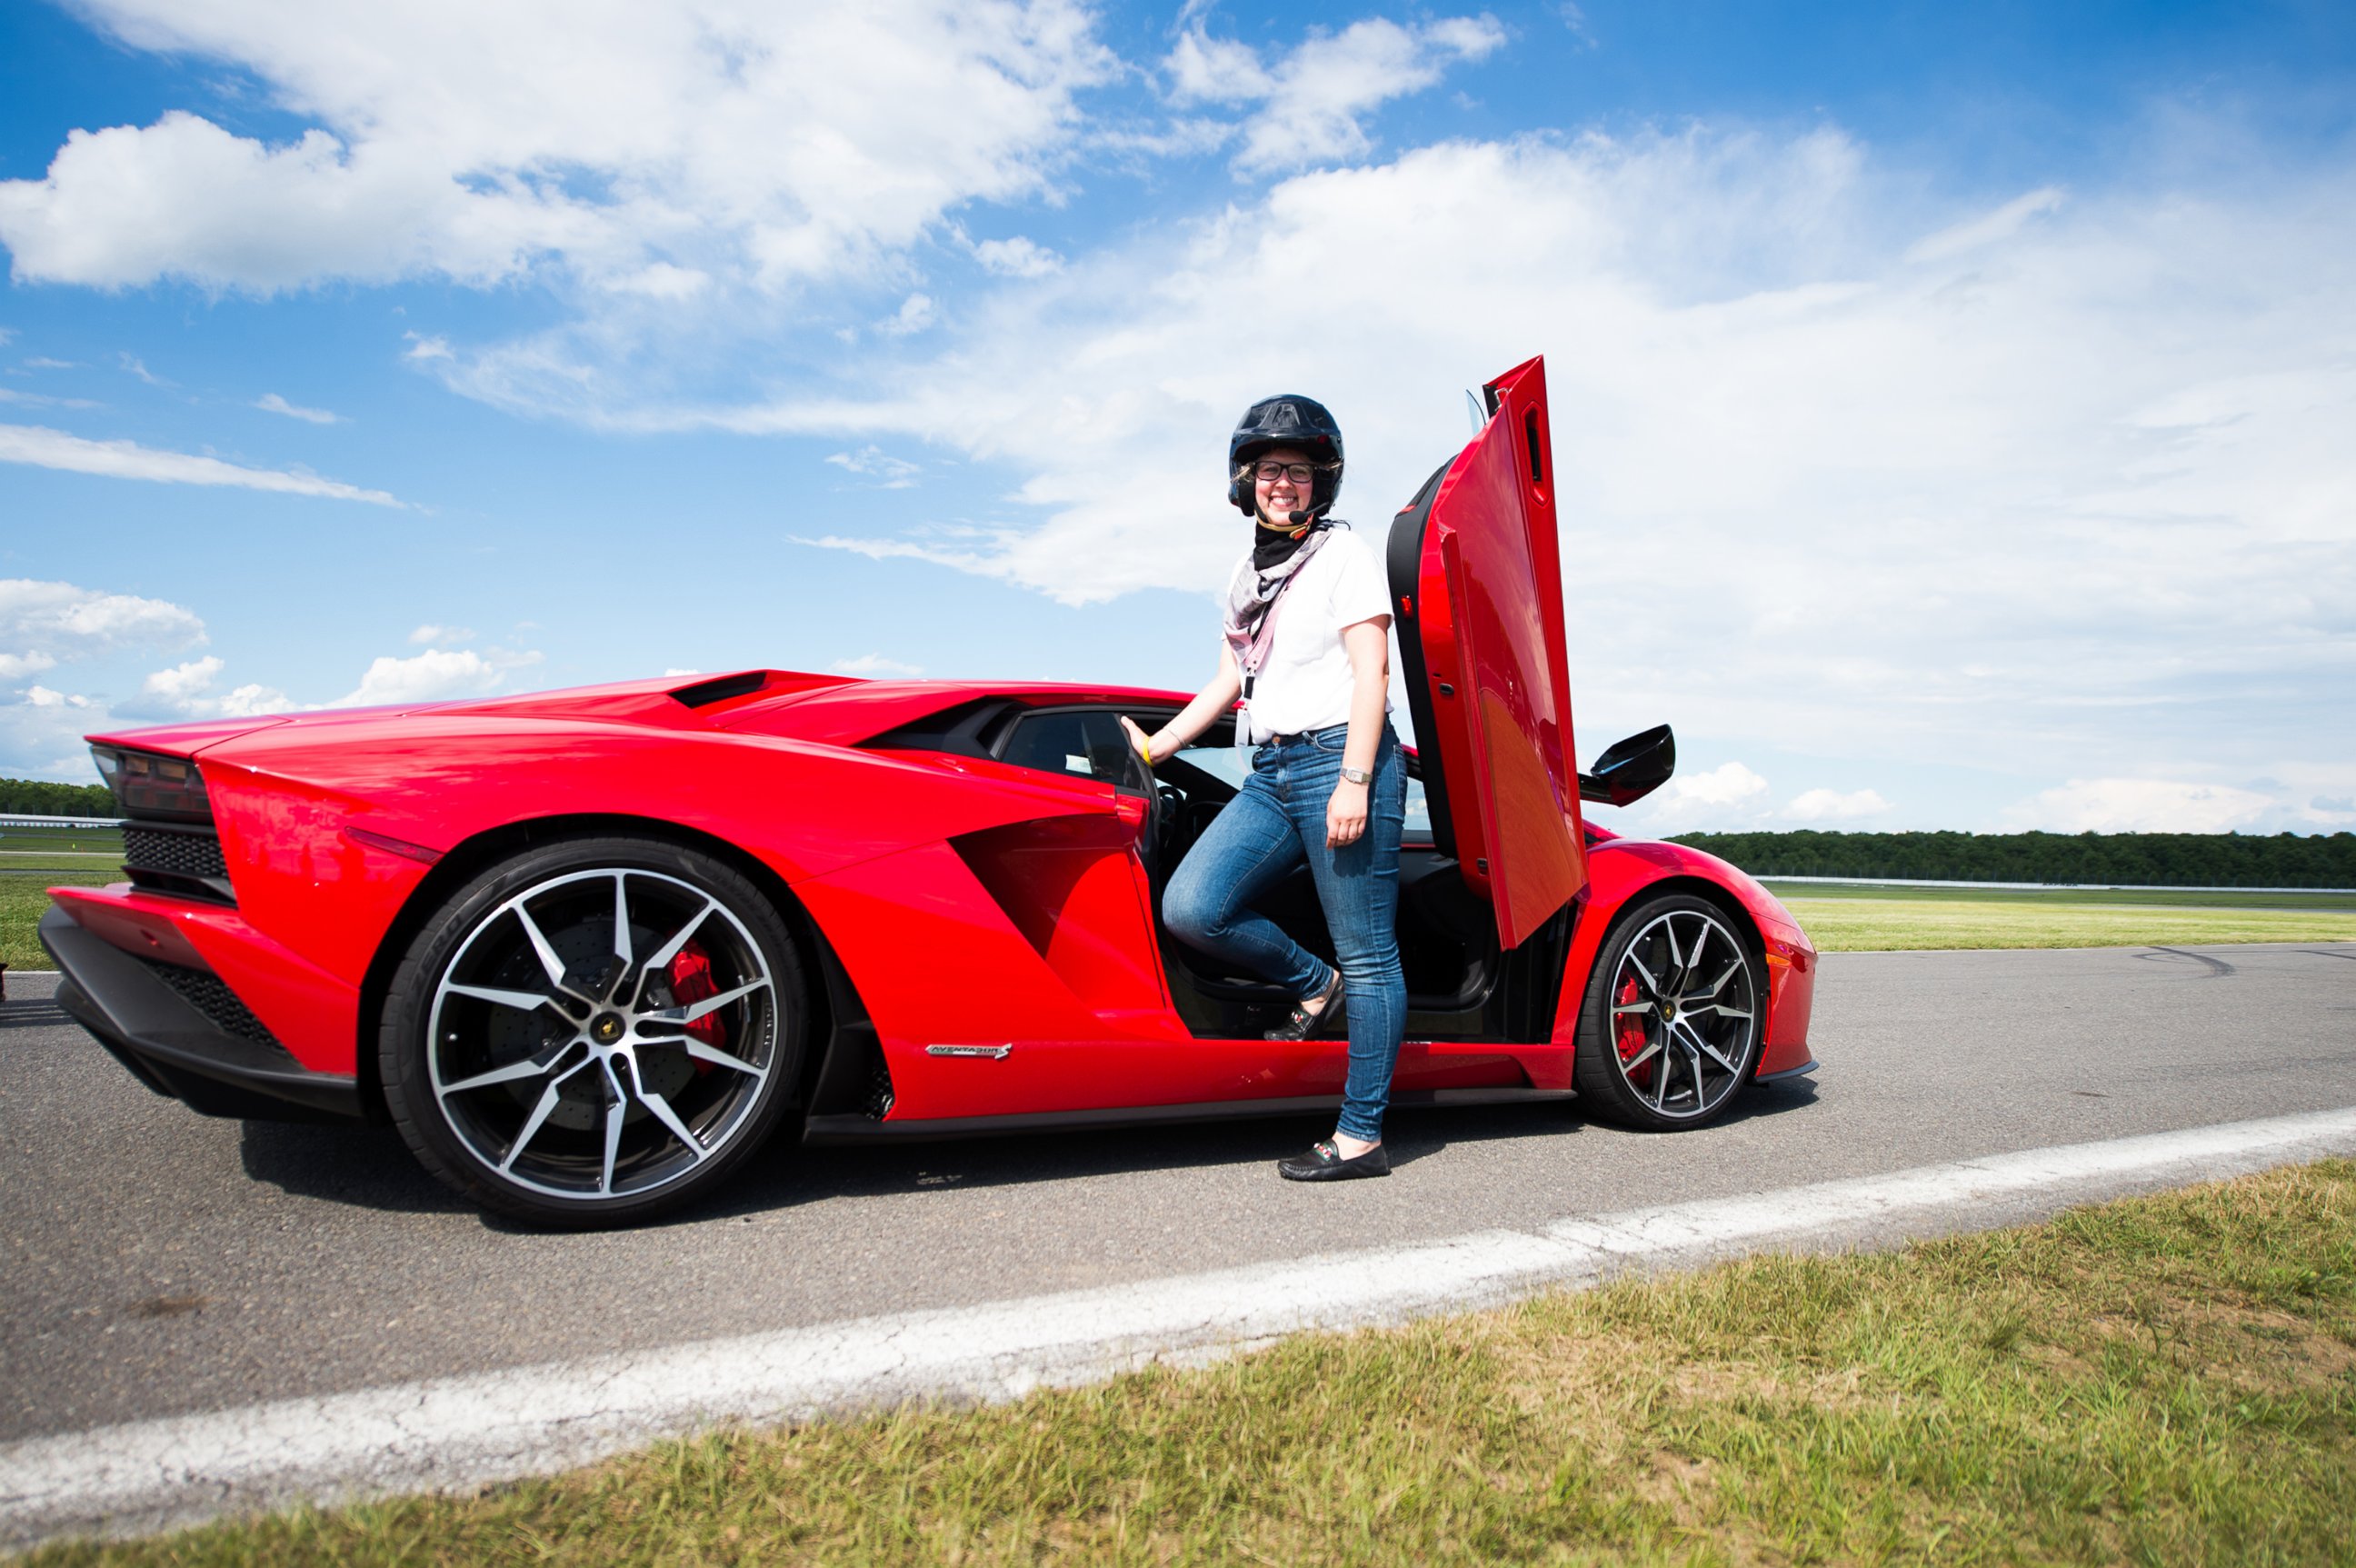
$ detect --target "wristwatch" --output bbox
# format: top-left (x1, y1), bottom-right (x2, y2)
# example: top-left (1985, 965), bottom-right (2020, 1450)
top-left (1340, 765), bottom-right (1372, 785)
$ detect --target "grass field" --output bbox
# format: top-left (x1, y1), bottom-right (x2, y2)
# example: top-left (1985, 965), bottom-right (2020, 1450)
top-left (1765, 881), bottom-right (2356, 952)
top-left (1764, 881), bottom-right (2356, 911)
top-left (24, 1159), bottom-right (2356, 1565)
top-left (0, 874), bottom-right (111, 972)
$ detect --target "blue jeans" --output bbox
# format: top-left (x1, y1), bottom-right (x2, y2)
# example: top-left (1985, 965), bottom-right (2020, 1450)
top-left (1163, 723), bottom-right (1408, 1142)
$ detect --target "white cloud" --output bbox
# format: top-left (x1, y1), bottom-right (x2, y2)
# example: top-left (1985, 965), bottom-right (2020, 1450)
top-left (878, 293), bottom-right (936, 337)
top-left (1784, 787), bottom-right (1892, 821)
top-left (0, 2), bottom-right (1113, 302)
top-left (1, 577), bottom-right (205, 668)
top-left (1, 690), bottom-right (112, 780)
top-left (824, 445), bottom-right (921, 485)
top-left (0, 385), bottom-right (102, 409)
top-left (216, 684), bottom-right (291, 717)
top-left (255, 391), bottom-right (343, 424)
top-left (1166, 15), bottom-right (1507, 175)
top-left (136, 654), bottom-right (295, 718)
top-left (22, 356), bottom-right (75, 369)
top-left (2006, 778), bottom-right (2276, 834)
top-left (0, 653), bottom-right (58, 680)
top-left (794, 525), bottom-right (1028, 581)
top-left (1665, 761), bottom-right (1771, 808)
top-left (408, 623), bottom-right (475, 646)
top-left (831, 653), bottom-right (924, 676)
top-left (328, 645), bottom-right (543, 708)
top-left (1612, 759), bottom-right (1772, 834)
top-left (117, 353), bottom-right (167, 385)
top-left (0, 579), bottom-right (219, 770)
top-left (1904, 185), bottom-right (2066, 265)
top-left (1164, 27), bottom-right (1257, 101)
top-left (140, 654), bottom-right (222, 704)
top-left (403, 333), bottom-right (453, 362)
top-left (605, 263), bottom-right (710, 300)
top-left (0, 423), bottom-right (401, 504)
top-left (0, 580), bottom-right (227, 774)
top-left (972, 235), bottom-right (1063, 277)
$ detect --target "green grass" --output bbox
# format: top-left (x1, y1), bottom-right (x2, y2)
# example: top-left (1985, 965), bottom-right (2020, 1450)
top-left (0, 874), bottom-right (113, 972)
top-left (23, 1160), bottom-right (2356, 1565)
top-left (1769, 882), bottom-right (2356, 952)
top-left (1, 821), bottom-right (126, 971)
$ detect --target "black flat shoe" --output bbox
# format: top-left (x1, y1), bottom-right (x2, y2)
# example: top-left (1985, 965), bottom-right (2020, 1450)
top-left (1278, 1139), bottom-right (1390, 1181)
top-left (1264, 970), bottom-right (1345, 1042)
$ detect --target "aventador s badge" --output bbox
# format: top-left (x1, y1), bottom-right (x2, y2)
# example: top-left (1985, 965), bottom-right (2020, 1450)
top-left (926, 1044), bottom-right (1013, 1060)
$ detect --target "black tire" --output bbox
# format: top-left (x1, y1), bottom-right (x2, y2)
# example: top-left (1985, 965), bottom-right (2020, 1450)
top-left (380, 835), bottom-right (805, 1228)
top-left (1573, 892), bottom-right (1762, 1131)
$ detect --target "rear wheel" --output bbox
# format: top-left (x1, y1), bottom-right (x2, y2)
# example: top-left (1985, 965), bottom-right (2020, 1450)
top-left (381, 836), bottom-right (804, 1227)
top-left (1573, 894), bottom-right (1762, 1130)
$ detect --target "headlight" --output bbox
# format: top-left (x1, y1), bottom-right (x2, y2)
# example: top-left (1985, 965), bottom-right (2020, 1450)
top-left (91, 744), bottom-right (214, 824)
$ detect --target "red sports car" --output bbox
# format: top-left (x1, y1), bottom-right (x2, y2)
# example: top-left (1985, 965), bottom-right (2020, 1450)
top-left (44, 356), bottom-right (1817, 1227)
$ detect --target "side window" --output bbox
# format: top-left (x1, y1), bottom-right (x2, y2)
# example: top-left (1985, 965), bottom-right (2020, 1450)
top-left (998, 710), bottom-right (1146, 791)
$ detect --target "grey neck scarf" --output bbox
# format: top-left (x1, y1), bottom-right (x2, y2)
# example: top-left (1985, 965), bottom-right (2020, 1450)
top-left (1223, 524), bottom-right (1331, 679)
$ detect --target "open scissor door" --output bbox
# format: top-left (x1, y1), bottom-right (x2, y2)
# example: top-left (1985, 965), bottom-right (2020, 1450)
top-left (1385, 355), bottom-right (1586, 949)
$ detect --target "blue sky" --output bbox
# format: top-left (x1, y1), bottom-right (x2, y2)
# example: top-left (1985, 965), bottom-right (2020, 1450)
top-left (2, 0), bottom-right (2351, 835)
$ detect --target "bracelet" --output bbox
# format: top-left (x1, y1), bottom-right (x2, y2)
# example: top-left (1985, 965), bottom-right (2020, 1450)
top-left (1136, 733), bottom-right (1156, 766)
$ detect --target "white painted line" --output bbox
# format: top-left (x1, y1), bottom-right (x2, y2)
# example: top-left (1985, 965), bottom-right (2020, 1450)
top-left (5, 1105), bottom-right (2354, 1551)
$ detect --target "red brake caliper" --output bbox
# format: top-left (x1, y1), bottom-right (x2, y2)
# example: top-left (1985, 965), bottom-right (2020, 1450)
top-left (1614, 974), bottom-right (1652, 1086)
top-left (667, 940), bottom-right (727, 1073)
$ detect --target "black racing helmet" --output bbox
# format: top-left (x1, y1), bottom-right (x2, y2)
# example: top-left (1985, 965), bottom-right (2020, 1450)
top-left (1227, 394), bottom-right (1343, 518)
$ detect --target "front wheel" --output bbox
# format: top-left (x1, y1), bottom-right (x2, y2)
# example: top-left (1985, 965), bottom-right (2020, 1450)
top-left (381, 836), bottom-right (805, 1227)
top-left (1573, 894), bottom-right (1762, 1130)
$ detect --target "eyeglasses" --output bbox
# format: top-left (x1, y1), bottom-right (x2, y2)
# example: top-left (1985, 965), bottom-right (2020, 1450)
top-left (1249, 460), bottom-right (1326, 484)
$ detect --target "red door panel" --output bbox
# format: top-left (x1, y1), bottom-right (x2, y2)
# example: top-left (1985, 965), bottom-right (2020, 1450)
top-left (1388, 355), bottom-right (1586, 949)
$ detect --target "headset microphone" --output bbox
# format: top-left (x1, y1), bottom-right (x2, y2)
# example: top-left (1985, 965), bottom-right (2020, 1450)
top-left (1287, 509), bottom-right (1313, 525)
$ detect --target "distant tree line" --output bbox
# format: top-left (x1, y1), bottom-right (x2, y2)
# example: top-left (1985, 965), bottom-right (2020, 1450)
top-left (1666, 830), bottom-right (2356, 888)
top-left (0, 776), bottom-right (117, 818)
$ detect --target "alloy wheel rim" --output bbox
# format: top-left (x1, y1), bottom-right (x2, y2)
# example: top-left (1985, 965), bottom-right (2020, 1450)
top-left (426, 867), bottom-right (776, 1201)
top-left (1607, 908), bottom-right (1758, 1122)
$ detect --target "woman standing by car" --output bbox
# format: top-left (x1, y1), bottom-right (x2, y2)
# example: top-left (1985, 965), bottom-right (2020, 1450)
top-left (1119, 395), bottom-right (1408, 1182)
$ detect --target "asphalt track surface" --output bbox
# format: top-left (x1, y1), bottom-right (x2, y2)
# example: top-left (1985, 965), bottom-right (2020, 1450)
top-left (4, 943), bottom-right (2353, 1451)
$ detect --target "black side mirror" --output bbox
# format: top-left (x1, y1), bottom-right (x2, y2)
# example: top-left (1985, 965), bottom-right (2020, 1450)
top-left (1578, 724), bottom-right (1675, 806)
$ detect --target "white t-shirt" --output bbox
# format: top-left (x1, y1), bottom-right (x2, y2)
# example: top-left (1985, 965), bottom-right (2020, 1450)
top-left (1227, 528), bottom-right (1393, 737)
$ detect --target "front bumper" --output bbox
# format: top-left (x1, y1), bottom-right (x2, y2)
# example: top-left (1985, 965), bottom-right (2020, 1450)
top-left (40, 904), bottom-right (361, 1121)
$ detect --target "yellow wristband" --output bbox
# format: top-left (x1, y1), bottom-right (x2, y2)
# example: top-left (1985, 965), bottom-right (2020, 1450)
top-left (1136, 734), bottom-right (1155, 766)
